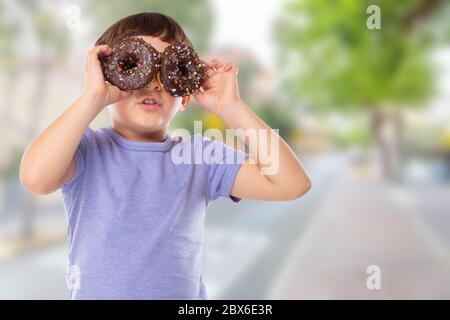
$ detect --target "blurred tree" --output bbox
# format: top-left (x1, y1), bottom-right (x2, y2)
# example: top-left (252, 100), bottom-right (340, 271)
top-left (0, 1), bottom-right (21, 123)
top-left (11, 0), bottom-right (72, 238)
top-left (275, 0), bottom-right (450, 179)
top-left (330, 121), bottom-right (372, 149)
top-left (255, 103), bottom-right (296, 142)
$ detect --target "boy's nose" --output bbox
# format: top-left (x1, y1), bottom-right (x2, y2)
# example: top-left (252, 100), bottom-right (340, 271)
top-left (145, 75), bottom-right (162, 91)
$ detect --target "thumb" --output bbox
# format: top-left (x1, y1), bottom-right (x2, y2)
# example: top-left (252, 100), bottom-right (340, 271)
top-left (192, 90), bottom-right (204, 105)
top-left (108, 84), bottom-right (131, 100)
top-left (118, 88), bottom-right (132, 100)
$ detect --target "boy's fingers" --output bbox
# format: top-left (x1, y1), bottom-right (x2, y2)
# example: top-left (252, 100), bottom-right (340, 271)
top-left (192, 90), bottom-right (201, 100)
top-left (120, 88), bottom-right (132, 97)
top-left (205, 64), bottom-right (218, 74)
top-left (192, 90), bottom-right (205, 106)
top-left (206, 61), bottom-right (235, 74)
top-left (207, 59), bottom-right (221, 66)
top-left (87, 45), bottom-right (112, 66)
top-left (107, 84), bottom-right (132, 100)
top-left (224, 63), bottom-right (234, 72)
top-left (209, 63), bottom-right (222, 71)
top-left (86, 49), bottom-right (112, 80)
top-left (89, 44), bottom-right (112, 55)
top-left (201, 78), bottom-right (215, 91)
top-left (206, 68), bottom-right (215, 78)
top-left (218, 62), bottom-right (235, 72)
top-left (207, 59), bottom-right (223, 70)
top-left (205, 60), bottom-right (234, 77)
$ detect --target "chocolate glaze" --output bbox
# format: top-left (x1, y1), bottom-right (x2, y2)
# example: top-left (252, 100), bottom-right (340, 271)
top-left (159, 42), bottom-right (207, 97)
top-left (101, 37), bottom-right (160, 91)
top-left (101, 38), bottom-right (206, 96)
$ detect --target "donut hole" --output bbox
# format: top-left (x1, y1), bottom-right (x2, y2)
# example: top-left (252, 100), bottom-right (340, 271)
top-left (119, 54), bottom-right (139, 73)
top-left (177, 61), bottom-right (190, 78)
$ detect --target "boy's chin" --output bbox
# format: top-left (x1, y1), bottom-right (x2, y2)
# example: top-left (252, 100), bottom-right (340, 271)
top-left (132, 117), bottom-right (166, 132)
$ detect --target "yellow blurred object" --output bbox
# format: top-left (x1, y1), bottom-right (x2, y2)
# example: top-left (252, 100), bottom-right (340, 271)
top-left (203, 113), bottom-right (226, 132)
top-left (441, 130), bottom-right (450, 149)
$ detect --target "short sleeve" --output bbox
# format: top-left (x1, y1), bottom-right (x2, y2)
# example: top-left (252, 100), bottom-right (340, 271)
top-left (61, 127), bottom-right (94, 193)
top-left (203, 136), bottom-right (249, 203)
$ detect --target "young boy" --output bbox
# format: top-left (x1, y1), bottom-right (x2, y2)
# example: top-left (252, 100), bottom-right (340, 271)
top-left (19, 12), bottom-right (311, 299)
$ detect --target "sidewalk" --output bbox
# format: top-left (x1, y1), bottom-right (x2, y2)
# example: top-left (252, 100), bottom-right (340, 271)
top-left (268, 164), bottom-right (450, 299)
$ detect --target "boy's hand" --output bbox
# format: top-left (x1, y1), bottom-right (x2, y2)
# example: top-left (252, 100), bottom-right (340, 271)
top-left (192, 59), bottom-right (242, 118)
top-left (83, 45), bottom-right (131, 108)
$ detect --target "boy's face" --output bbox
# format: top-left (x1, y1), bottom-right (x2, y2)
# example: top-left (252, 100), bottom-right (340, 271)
top-left (107, 35), bottom-right (190, 137)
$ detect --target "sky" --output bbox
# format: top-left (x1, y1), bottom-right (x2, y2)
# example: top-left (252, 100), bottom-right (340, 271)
top-left (211, 0), bottom-right (281, 70)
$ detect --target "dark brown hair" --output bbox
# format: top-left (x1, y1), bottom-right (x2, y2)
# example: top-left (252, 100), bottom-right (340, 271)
top-left (95, 12), bottom-right (192, 47)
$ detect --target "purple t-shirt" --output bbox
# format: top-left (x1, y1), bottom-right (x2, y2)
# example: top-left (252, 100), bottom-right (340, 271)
top-left (60, 126), bottom-right (247, 300)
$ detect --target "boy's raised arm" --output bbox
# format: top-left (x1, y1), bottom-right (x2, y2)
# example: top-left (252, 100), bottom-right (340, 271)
top-left (193, 60), bottom-right (312, 201)
top-left (20, 45), bottom-right (130, 195)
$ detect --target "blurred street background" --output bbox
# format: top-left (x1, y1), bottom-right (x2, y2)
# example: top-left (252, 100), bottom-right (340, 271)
top-left (1, 0), bottom-right (450, 299)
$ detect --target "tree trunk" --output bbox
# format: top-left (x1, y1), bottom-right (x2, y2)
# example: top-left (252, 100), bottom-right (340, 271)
top-left (369, 108), bottom-right (396, 180)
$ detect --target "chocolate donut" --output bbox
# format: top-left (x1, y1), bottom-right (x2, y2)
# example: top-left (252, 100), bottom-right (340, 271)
top-left (101, 37), bottom-right (160, 91)
top-left (159, 42), bottom-right (207, 97)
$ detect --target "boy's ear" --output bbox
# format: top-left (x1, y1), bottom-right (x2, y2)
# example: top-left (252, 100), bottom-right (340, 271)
top-left (179, 95), bottom-right (190, 112)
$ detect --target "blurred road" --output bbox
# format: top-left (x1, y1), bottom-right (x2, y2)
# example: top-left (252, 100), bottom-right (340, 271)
top-left (203, 154), bottom-right (347, 299)
top-left (404, 184), bottom-right (450, 252)
top-left (268, 163), bottom-right (450, 299)
top-left (0, 243), bottom-right (68, 299)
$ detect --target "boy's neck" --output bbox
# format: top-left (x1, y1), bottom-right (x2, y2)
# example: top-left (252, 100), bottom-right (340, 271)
top-left (111, 124), bottom-right (168, 142)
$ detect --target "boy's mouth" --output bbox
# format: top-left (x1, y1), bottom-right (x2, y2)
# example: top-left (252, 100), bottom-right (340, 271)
top-left (138, 96), bottom-right (161, 110)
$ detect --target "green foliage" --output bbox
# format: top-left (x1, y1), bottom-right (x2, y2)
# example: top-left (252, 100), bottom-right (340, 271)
top-left (235, 57), bottom-right (263, 106)
top-left (275, 0), bottom-right (447, 111)
top-left (33, 12), bottom-right (70, 57)
top-left (0, 2), bottom-right (20, 63)
top-left (169, 103), bottom-right (297, 143)
top-left (169, 105), bottom-right (205, 134)
top-left (330, 121), bottom-right (372, 148)
top-left (255, 104), bottom-right (297, 141)
top-left (16, 0), bottom-right (71, 58)
top-left (0, 146), bottom-right (24, 179)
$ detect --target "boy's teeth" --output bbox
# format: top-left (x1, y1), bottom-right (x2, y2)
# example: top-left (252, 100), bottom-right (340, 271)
top-left (143, 98), bottom-right (157, 105)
